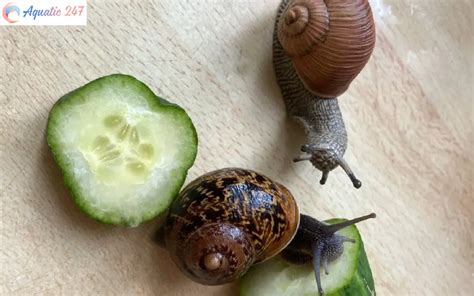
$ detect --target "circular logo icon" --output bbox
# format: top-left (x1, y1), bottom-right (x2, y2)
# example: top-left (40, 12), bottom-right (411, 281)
top-left (3, 2), bottom-right (20, 23)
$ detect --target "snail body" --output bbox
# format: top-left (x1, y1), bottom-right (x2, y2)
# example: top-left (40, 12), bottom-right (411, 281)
top-left (160, 168), bottom-right (375, 294)
top-left (273, 0), bottom-right (376, 188)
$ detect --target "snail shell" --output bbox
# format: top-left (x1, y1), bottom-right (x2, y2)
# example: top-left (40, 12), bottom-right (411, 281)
top-left (162, 168), bottom-right (299, 285)
top-left (277, 0), bottom-right (376, 98)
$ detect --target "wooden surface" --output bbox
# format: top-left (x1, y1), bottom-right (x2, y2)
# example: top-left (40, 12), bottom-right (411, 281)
top-left (1, 0), bottom-right (472, 295)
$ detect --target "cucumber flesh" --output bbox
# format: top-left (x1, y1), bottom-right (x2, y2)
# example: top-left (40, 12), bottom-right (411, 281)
top-left (240, 219), bottom-right (375, 296)
top-left (47, 74), bottom-right (197, 226)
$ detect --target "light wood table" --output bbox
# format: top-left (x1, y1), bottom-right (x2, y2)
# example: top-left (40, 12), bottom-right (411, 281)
top-left (2, 0), bottom-right (472, 295)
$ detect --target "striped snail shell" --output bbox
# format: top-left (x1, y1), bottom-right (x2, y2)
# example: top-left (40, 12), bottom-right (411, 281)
top-left (277, 0), bottom-right (376, 98)
top-left (161, 168), bottom-right (299, 285)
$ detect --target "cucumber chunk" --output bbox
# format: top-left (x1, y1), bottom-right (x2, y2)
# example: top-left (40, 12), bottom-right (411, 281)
top-left (47, 74), bottom-right (197, 226)
top-left (240, 219), bottom-right (375, 296)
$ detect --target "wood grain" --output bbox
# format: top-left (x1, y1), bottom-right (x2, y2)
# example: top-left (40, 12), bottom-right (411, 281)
top-left (1, 0), bottom-right (472, 295)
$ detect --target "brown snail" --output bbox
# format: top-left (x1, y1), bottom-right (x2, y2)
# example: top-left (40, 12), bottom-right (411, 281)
top-left (158, 168), bottom-right (375, 294)
top-left (273, 0), bottom-right (376, 188)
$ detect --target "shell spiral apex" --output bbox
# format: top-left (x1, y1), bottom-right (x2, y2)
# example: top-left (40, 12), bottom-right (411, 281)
top-left (277, 0), bottom-right (376, 98)
top-left (277, 0), bottom-right (330, 57)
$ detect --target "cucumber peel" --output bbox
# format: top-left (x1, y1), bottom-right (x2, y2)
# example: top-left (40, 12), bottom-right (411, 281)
top-left (240, 219), bottom-right (375, 296)
top-left (47, 74), bottom-right (197, 226)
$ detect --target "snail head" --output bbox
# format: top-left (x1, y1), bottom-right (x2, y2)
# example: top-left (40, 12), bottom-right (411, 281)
top-left (281, 213), bottom-right (376, 295)
top-left (294, 144), bottom-right (361, 188)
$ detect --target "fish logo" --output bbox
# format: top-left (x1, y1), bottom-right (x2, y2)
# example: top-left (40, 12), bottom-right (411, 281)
top-left (3, 2), bottom-right (20, 23)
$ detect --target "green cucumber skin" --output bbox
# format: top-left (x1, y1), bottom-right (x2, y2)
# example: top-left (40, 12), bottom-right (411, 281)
top-left (325, 220), bottom-right (375, 296)
top-left (239, 219), bottom-right (375, 296)
top-left (46, 74), bottom-right (198, 226)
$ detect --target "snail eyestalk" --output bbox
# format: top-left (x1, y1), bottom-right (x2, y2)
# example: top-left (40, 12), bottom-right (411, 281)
top-left (320, 171), bottom-right (329, 185)
top-left (324, 213), bottom-right (376, 235)
top-left (337, 158), bottom-right (362, 188)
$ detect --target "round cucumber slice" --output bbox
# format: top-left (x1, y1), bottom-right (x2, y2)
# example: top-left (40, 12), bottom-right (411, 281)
top-left (240, 219), bottom-right (375, 296)
top-left (47, 74), bottom-right (198, 227)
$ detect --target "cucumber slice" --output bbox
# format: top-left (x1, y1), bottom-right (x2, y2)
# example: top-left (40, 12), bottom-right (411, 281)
top-left (240, 219), bottom-right (375, 296)
top-left (47, 74), bottom-right (197, 226)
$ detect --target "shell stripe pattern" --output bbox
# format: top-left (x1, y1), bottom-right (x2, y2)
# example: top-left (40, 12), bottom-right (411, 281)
top-left (167, 168), bottom-right (299, 262)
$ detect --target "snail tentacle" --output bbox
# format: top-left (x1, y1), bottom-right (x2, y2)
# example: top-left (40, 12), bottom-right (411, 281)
top-left (322, 255), bottom-right (329, 275)
top-left (312, 241), bottom-right (325, 295)
top-left (337, 157), bottom-right (362, 188)
top-left (319, 170), bottom-right (329, 185)
top-left (323, 213), bottom-right (376, 235)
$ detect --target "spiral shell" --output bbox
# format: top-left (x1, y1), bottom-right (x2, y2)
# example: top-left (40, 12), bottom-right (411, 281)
top-left (163, 168), bottom-right (299, 285)
top-left (277, 0), bottom-right (376, 98)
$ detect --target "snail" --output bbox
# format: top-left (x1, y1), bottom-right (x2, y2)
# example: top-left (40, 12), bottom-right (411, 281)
top-left (273, 0), bottom-right (376, 188)
top-left (158, 168), bottom-right (375, 294)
